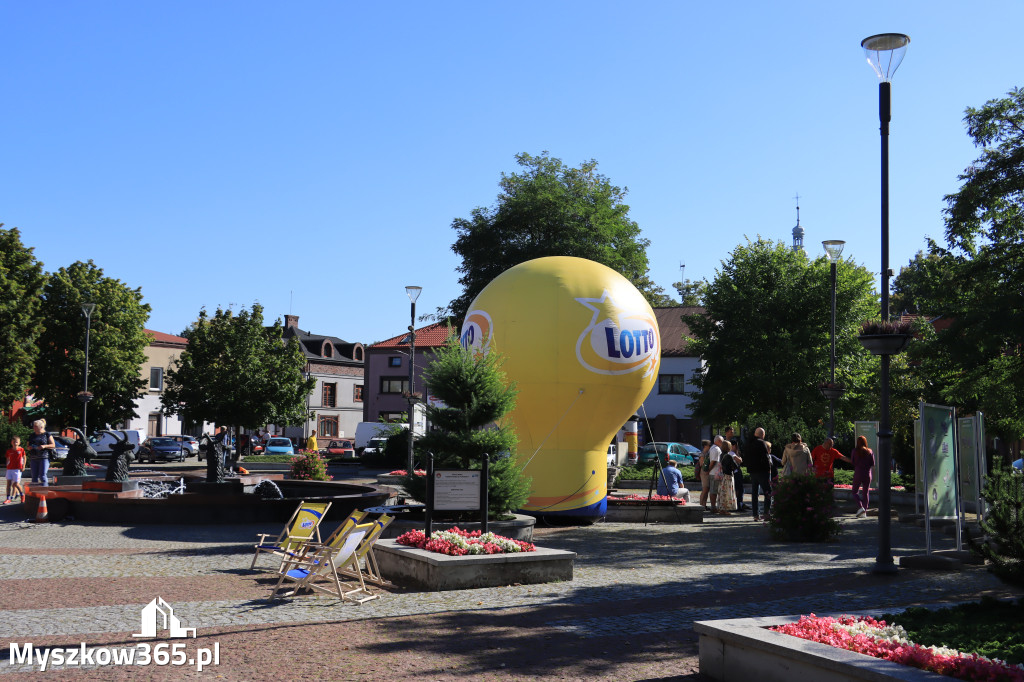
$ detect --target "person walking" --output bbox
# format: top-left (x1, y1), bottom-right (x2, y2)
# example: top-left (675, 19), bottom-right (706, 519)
top-left (851, 435), bottom-right (875, 517)
top-left (27, 420), bottom-right (55, 487)
top-left (5, 436), bottom-right (26, 503)
top-left (306, 431), bottom-right (318, 454)
top-left (781, 433), bottom-right (813, 477)
top-left (744, 428), bottom-right (772, 520)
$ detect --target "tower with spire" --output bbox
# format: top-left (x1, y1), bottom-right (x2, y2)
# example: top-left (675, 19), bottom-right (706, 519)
top-left (792, 193), bottom-right (805, 252)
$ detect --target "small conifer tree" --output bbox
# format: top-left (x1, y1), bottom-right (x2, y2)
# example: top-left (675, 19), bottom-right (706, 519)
top-left (969, 462), bottom-right (1024, 585)
top-left (403, 339), bottom-right (531, 518)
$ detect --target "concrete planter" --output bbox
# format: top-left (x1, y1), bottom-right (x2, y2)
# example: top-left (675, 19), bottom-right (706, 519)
top-left (696, 615), bottom-right (945, 681)
top-left (605, 503), bottom-right (702, 523)
top-left (374, 539), bottom-right (575, 591)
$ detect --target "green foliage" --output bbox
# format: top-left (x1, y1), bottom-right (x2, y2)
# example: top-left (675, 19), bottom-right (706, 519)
top-left (35, 261), bottom-right (151, 431)
top-left (0, 421), bottom-right (31, 450)
top-left (969, 464), bottom-right (1024, 585)
top-left (162, 304), bottom-right (315, 432)
top-left (616, 464), bottom-right (697, 483)
top-left (0, 226), bottom-right (46, 410)
top-left (685, 238), bottom-right (877, 432)
top-left (768, 473), bottom-right (841, 542)
top-left (445, 152), bottom-right (663, 320)
top-left (359, 429), bottom-right (410, 470)
top-left (402, 340), bottom-right (530, 517)
top-left (288, 450), bottom-right (332, 481)
top-left (881, 598), bottom-right (1024, 665)
top-left (743, 412), bottom-right (826, 458)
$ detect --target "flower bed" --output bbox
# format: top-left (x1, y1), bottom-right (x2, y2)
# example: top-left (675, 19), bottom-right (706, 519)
top-left (396, 527), bottom-right (536, 556)
top-left (608, 494), bottom-right (686, 506)
top-left (387, 469), bottom-right (426, 476)
top-left (834, 483), bottom-right (906, 492)
top-left (770, 614), bottom-right (1024, 681)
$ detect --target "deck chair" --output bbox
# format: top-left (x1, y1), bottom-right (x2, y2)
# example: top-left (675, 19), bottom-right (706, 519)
top-left (336, 514), bottom-right (395, 600)
top-left (250, 500), bottom-right (332, 570)
top-left (277, 509), bottom-right (368, 569)
top-left (268, 522), bottom-right (372, 601)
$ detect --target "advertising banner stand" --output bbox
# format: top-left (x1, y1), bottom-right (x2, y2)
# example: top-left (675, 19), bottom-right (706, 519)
top-left (920, 403), bottom-right (960, 554)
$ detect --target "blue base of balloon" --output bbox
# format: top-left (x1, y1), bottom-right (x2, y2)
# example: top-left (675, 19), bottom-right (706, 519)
top-left (522, 497), bottom-right (607, 519)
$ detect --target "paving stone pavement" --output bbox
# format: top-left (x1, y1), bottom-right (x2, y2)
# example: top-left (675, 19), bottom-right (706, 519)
top-left (0, 495), bottom-right (1020, 680)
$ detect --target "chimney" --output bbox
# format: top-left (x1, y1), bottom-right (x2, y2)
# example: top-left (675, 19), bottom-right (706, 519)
top-left (284, 315), bottom-right (299, 329)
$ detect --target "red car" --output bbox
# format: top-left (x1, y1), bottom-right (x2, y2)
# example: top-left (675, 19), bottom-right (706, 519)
top-left (321, 439), bottom-right (356, 459)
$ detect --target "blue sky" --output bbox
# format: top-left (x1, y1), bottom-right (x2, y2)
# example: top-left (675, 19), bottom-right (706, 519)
top-left (3, 2), bottom-right (1021, 344)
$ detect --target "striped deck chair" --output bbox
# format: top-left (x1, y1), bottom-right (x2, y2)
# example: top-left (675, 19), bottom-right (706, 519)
top-left (249, 500), bottom-right (332, 570)
top-left (336, 514), bottom-right (394, 601)
top-left (268, 522), bottom-right (372, 602)
top-left (278, 510), bottom-right (368, 568)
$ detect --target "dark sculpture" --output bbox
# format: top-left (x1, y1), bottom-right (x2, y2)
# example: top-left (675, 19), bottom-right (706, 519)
top-left (201, 434), bottom-right (226, 484)
top-left (63, 427), bottom-right (97, 477)
top-left (104, 430), bottom-right (135, 482)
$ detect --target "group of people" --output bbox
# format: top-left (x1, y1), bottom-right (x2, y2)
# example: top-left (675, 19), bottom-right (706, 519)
top-left (673, 427), bottom-right (879, 521)
top-left (5, 419), bottom-right (56, 501)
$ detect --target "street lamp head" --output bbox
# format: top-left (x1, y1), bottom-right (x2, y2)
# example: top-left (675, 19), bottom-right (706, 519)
top-left (861, 33), bottom-right (910, 82)
top-left (405, 285), bottom-right (422, 304)
top-left (822, 240), bottom-right (846, 263)
top-left (81, 302), bottom-right (96, 317)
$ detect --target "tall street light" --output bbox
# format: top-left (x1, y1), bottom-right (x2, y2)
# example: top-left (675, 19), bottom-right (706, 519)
top-left (79, 302), bottom-right (97, 435)
top-left (862, 32), bottom-right (909, 575)
top-left (822, 239), bottom-right (846, 438)
top-left (405, 285), bottom-right (422, 475)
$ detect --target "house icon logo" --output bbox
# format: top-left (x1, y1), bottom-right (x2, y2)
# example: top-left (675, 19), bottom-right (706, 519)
top-left (132, 597), bottom-right (196, 638)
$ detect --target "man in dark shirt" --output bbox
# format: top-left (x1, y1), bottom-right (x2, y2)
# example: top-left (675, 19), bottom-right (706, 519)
top-left (744, 427), bottom-right (772, 521)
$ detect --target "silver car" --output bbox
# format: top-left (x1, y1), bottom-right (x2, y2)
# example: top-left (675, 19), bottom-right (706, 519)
top-left (170, 435), bottom-right (199, 456)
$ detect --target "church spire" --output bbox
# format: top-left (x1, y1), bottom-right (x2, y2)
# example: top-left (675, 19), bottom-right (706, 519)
top-left (792, 192), bottom-right (805, 252)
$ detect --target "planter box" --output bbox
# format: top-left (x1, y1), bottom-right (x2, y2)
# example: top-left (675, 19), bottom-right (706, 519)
top-left (858, 334), bottom-right (911, 356)
top-left (696, 615), bottom-right (945, 681)
top-left (383, 513), bottom-right (536, 542)
top-left (605, 504), bottom-right (702, 523)
top-left (374, 539), bottom-right (575, 591)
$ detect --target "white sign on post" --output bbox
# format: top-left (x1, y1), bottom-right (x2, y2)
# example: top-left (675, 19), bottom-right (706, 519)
top-left (433, 470), bottom-right (481, 511)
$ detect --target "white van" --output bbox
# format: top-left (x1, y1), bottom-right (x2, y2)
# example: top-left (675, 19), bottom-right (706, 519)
top-left (88, 429), bottom-right (144, 460)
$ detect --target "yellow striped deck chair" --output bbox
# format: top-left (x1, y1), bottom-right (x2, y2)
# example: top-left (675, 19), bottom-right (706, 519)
top-left (250, 500), bottom-right (332, 570)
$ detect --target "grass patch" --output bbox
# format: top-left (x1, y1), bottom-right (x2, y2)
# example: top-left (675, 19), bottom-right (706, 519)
top-left (882, 597), bottom-right (1024, 665)
top-left (241, 455), bottom-right (296, 464)
top-left (616, 465), bottom-right (698, 483)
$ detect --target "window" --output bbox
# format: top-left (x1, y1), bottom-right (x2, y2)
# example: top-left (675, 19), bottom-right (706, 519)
top-left (322, 383), bottom-right (337, 407)
top-left (658, 374), bottom-right (686, 394)
top-left (388, 356), bottom-right (402, 367)
top-left (318, 415), bottom-right (339, 438)
top-left (149, 367), bottom-right (163, 391)
top-left (354, 347), bottom-right (363, 361)
top-left (323, 343), bottom-right (333, 358)
top-left (380, 376), bottom-right (409, 394)
top-left (380, 412), bottom-right (404, 423)
top-left (354, 385), bottom-right (363, 402)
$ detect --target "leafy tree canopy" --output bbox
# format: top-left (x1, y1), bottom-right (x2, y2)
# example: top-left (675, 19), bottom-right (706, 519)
top-left (446, 152), bottom-right (668, 320)
top-left (162, 304), bottom-right (315, 432)
top-left (684, 238), bottom-right (877, 433)
top-left (0, 226), bottom-right (46, 409)
top-left (35, 260), bottom-right (151, 431)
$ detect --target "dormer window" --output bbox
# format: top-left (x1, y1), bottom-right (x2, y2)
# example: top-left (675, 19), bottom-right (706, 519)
top-left (323, 342), bottom-right (333, 358)
top-left (354, 345), bottom-right (363, 362)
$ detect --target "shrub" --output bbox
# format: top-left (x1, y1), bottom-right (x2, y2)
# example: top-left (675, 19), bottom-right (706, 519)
top-left (288, 450), bottom-right (331, 481)
top-left (768, 473), bottom-right (841, 542)
top-left (968, 463), bottom-right (1024, 585)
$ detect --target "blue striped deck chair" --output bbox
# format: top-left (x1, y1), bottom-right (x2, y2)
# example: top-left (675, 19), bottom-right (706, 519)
top-left (269, 522), bottom-right (372, 601)
top-left (250, 500), bottom-right (332, 570)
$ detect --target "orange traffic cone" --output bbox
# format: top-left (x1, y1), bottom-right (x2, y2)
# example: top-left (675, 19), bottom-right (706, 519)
top-left (33, 495), bottom-right (49, 523)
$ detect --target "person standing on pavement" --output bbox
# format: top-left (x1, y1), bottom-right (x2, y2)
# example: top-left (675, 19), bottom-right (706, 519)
top-left (27, 420), bottom-right (55, 487)
top-left (716, 441), bottom-right (742, 514)
top-left (811, 437), bottom-right (851, 489)
top-left (5, 436), bottom-right (26, 503)
top-left (781, 433), bottom-right (813, 477)
top-left (725, 426), bottom-right (747, 512)
top-left (306, 431), bottom-right (318, 453)
top-left (697, 440), bottom-right (712, 510)
top-left (744, 427), bottom-right (772, 520)
top-left (707, 435), bottom-right (724, 513)
top-left (851, 435), bottom-right (875, 517)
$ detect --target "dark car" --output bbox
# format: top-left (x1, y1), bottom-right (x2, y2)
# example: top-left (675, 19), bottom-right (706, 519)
top-left (637, 442), bottom-right (699, 467)
top-left (138, 437), bottom-right (187, 463)
top-left (321, 439), bottom-right (356, 459)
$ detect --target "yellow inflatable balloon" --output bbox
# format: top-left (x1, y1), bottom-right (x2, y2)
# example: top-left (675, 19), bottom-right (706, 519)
top-left (460, 256), bottom-right (660, 517)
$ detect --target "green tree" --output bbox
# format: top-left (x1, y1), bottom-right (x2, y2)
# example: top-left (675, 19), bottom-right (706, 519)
top-left (446, 152), bottom-right (664, 320)
top-left (35, 261), bottom-right (151, 430)
top-left (684, 238), bottom-right (877, 433)
top-left (403, 340), bottom-right (530, 518)
top-left (923, 87), bottom-right (1024, 442)
top-left (0, 226), bottom-right (46, 410)
top-left (162, 304), bottom-right (315, 437)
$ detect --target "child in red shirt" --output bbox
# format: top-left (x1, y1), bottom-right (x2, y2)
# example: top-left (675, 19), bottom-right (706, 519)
top-left (5, 436), bottom-right (27, 503)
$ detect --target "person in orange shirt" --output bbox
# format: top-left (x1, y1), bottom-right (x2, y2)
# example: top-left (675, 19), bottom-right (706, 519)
top-left (5, 436), bottom-right (27, 503)
top-left (811, 437), bottom-right (851, 489)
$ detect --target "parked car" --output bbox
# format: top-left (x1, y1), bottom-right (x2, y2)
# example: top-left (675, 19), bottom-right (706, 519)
top-left (362, 437), bottom-right (388, 457)
top-left (321, 439), bottom-right (356, 459)
top-left (169, 435), bottom-right (199, 456)
top-left (264, 437), bottom-right (295, 456)
top-left (637, 442), bottom-right (699, 467)
top-left (88, 430), bottom-right (144, 461)
top-left (138, 437), bottom-right (187, 463)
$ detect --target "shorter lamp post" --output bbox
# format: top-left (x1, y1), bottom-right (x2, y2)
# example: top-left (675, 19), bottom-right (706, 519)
top-left (822, 240), bottom-right (846, 438)
top-left (405, 285), bottom-right (422, 475)
top-left (79, 302), bottom-right (97, 435)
